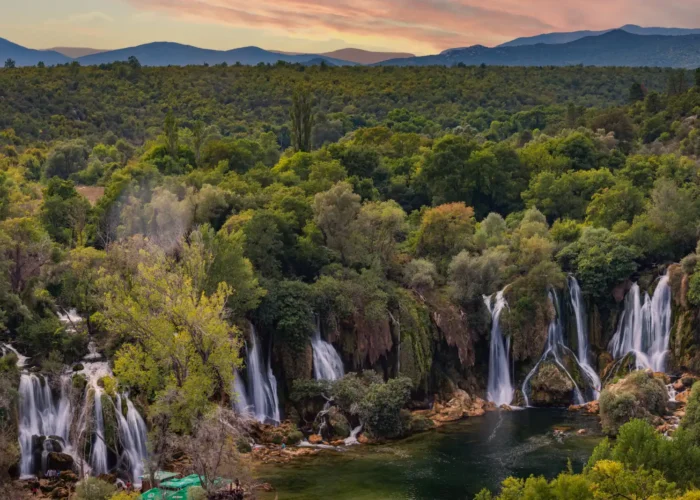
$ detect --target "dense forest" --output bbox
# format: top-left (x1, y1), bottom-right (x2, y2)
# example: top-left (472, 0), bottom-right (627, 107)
top-left (3, 61), bottom-right (700, 498)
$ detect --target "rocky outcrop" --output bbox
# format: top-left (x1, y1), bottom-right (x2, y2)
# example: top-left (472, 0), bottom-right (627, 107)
top-left (529, 362), bottom-right (575, 406)
top-left (327, 406), bottom-right (350, 439)
top-left (599, 370), bottom-right (668, 435)
top-left (46, 452), bottom-right (74, 472)
top-left (418, 389), bottom-right (496, 426)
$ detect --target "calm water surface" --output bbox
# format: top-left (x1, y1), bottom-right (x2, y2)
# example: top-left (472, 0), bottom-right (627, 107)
top-left (255, 409), bottom-right (601, 500)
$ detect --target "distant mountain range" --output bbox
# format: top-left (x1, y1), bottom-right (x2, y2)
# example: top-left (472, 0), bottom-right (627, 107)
top-left (49, 47), bottom-right (106, 58)
top-left (1, 39), bottom-right (412, 67)
top-left (498, 24), bottom-right (700, 47)
top-left (381, 30), bottom-right (700, 68)
top-left (0, 38), bottom-right (70, 66)
top-left (4, 24), bottom-right (700, 69)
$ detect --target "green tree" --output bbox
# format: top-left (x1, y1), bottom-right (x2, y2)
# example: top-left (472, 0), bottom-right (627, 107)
top-left (290, 89), bottom-right (315, 152)
top-left (164, 111), bottom-right (179, 157)
top-left (629, 82), bottom-right (645, 103)
top-left (3, 59), bottom-right (15, 69)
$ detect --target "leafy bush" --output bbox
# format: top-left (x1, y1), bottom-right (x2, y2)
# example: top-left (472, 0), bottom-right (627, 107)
top-left (599, 371), bottom-right (667, 435)
top-left (75, 477), bottom-right (116, 500)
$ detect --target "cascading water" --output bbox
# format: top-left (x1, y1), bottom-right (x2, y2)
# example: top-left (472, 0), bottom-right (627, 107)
top-left (245, 324), bottom-right (281, 424)
top-left (484, 289), bottom-right (513, 406)
top-left (232, 368), bottom-right (252, 417)
top-left (114, 394), bottom-right (149, 486)
top-left (608, 274), bottom-right (672, 373)
top-left (311, 317), bottom-right (344, 381)
top-left (521, 290), bottom-right (585, 407)
top-left (568, 277), bottom-right (602, 399)
top-left (17, 374), bottom-right (73, 477)
top-left (90, 386), bottom-right (109, 475)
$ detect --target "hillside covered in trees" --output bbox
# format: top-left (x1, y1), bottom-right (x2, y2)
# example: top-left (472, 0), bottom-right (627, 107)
top-left (3, 62), bottom-right (700, 498)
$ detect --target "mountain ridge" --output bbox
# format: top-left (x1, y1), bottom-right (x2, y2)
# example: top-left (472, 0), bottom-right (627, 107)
top-left (381, 30), bottom-right (700, 68)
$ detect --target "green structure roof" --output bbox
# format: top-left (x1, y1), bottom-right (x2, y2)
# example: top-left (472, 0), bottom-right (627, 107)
top-left (159, 474), bottom-right (202, 490)
top-left (140, 488), bottom-right (168, 500)
top-left (140, 471), bottom-right (180, 481)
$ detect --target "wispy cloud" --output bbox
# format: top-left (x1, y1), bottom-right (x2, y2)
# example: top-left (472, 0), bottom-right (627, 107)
top-left (122, 0), bottom-right (557, 51)
top-left (44, 11), bottom-right (115, 26)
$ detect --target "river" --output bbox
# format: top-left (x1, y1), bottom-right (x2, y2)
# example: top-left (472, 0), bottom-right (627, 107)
top-left (255, 408), bottom-right (601, 499)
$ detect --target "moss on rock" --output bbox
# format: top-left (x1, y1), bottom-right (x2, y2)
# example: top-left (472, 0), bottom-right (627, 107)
top-left (599, 370), bottom-right (668, 436)
top-left (529, 362), bottom-right (575, 406)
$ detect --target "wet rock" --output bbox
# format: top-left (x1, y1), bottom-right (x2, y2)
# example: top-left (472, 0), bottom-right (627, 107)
top-left (308, 434), bottom-right (323, 445)
top-left (58, 471), bottom-right (77, 482)
top-left (576, 429), bottom-right (587, 435)
top-left (568, 400), bottom-right (599, 415)
top-left (358, 433), bottom-right (370, 445)
top-left (529, 362), bottom-right (575, 407)
top-left (51, 487), bottom-right (70, 498)
top-left (328, 407), bottom-right (350, 439)
top-left (46, 452), bottom-right (73, 472)
top-left (676, 390), bottom-right (690, 404)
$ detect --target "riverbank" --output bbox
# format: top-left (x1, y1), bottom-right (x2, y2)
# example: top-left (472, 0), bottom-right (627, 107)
top-left (253, 408), bottom-right (602, 499)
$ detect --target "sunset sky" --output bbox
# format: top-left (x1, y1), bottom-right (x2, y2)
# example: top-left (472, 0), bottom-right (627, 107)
top-left (3, 0), bottom-right (700, 54)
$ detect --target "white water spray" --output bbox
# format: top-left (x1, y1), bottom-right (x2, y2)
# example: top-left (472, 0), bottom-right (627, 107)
top-left (568, 277), bottom-right (602, 399)
top-left (608, 275), bottom-right (672, 373)
top-left (114, 394), bottom-right (148, 486)
top-left (521, 290), bottom-right (585, 407)
top-left (245, 324), bottom-right (281, 424)
top-left (311, 317), bottom-right (344, 381)
top-left (485, 289), bottom-right (513, 406)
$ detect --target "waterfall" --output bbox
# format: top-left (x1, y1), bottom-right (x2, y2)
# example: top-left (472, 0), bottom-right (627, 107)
top-left (568, 277), bottom-right (602, 399)
top-left (608, 275), bottom-right (672, 373)
top-left (18, 374), bottom-right (72, 477)
top-left (232, 368), bottom-right (252, 417)
top-left (521, 290), bottom-right (585, 407)
top-left (91, 386), bottom-right (109, 475)
top-left (245, 324), bottom-right (280, 424)
top-left (484, 289), bottom-right (513, 406)
top-left (114, 394), bottom-right (148, 486)
top-left (311, 318), bottom-right (344, 381)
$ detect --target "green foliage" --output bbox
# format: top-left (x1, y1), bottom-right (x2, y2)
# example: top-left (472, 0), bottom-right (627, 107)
top-left (74, 477), bottom-right (117, 500)
top-left (558, 227), bottom-right (637, 299)
top-left (598, 371), bottom-right (668, 435)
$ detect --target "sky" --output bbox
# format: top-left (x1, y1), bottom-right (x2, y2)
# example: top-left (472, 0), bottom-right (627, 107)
top-left (2, 0), bottom-right (700, 55)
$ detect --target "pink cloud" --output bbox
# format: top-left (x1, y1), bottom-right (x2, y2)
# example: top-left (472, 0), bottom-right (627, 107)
top-left (123, 0), bottom-right (700, 51)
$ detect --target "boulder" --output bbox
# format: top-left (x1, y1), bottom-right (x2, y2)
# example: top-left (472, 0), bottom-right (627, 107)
top-left (529, 362), bottom-right (576, 406)
top-left (599, 370), bottom-right (668, 435)
top-left (327, 407), bottom-right (350, 439)
top-left (58, 471), bottom-right (78, 482)
top-left (308, 434), bottom-right (323, 445)
top-left (51, 487), bottom-right (70, 499)
top-left (46, 452), bottom-right (73, 472)
top-left (676, 390), bottom-right (690, 404)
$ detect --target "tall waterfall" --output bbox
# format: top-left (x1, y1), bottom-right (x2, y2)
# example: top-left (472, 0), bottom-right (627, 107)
top-left (484, 289), bottom-right (513, 406)
top-left (91, 386), bottom-right (109, 475)
top-left (17, 374), bottom-right (72, 477)
top-left (568, 277), bottom-right (602, 399)
top-left (608, 275), bottom-right (672, 372)
top-left (521, 290), bottom-right (585, 407)
top-left (232, 368), bottom-right (252, 417)
top-left (311, 318), bottom-right (344, 381)
top-left (114, 394), bottom-right (149, 486)
top-left (245, 325), bottom-right (281, 424)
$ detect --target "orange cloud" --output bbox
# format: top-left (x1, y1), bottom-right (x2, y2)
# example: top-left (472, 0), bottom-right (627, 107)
top-left (123, 0), bottom-right (700, 51)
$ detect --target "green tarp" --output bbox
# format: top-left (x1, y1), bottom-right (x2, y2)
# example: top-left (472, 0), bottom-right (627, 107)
top-left (140, 488), bottom-right (169, 500)
top-left (160, 474), bottom-right (202, 490)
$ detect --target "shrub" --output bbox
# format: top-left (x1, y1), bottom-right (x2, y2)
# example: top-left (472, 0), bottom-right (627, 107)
top-left (75, 477), bottom-right (116, 500)
top-left (599, 371), bottom-right (667, 435)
